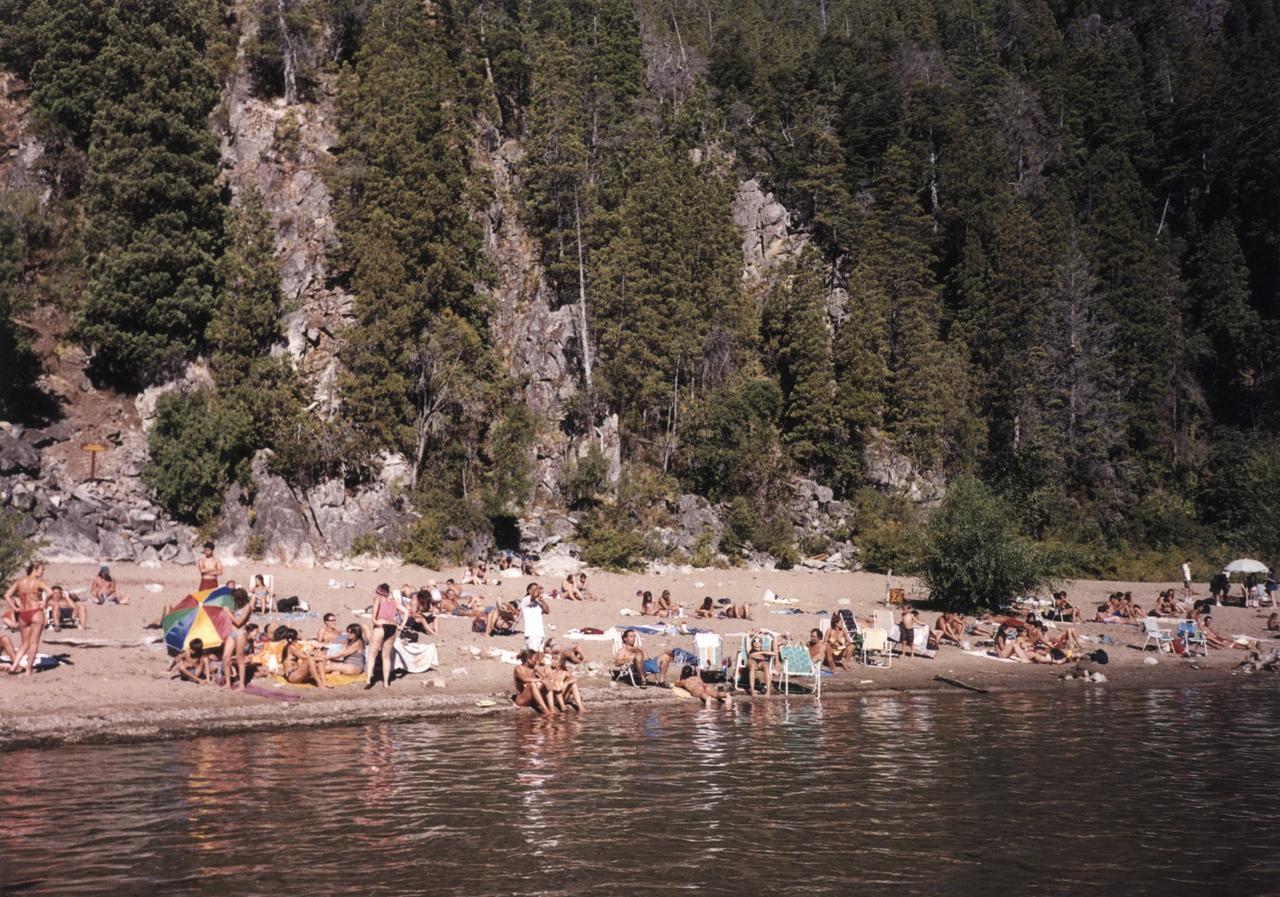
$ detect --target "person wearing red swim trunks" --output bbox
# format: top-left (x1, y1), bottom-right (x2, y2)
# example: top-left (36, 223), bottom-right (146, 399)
top-left (4, 561), bottom-right (50, 676)
top-left (196, 542), bottom-right (222, 591)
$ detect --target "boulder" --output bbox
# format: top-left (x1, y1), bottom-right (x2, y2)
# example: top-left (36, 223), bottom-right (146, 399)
top-left (96, 526), bottom-right (135, 561)
top-left (43, 506), bottom-right (101, 561)
top-left (0, 432), bottom-right (40, 476)
top-left (249, 453), bottom-right (316, 565)
top-left (172, 543), bottom-right (197, 566)
top-left (24, 420), bottom-right (73, 448)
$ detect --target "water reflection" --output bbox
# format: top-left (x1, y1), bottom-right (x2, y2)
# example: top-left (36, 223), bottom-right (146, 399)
top-left (1, 686), bottom-right (1278, 897)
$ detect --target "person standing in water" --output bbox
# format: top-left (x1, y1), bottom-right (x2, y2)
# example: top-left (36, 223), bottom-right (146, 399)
top-left (4, 561), bottom-right (50, 676)
top-left (197, 542), bottom-right (222, 591)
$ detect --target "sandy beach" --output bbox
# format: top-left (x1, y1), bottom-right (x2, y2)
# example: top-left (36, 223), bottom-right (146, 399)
top-left (2, 560), bottom-right (1275, 749)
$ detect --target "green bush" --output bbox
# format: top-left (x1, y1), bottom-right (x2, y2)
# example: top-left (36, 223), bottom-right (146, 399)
top-left (578, 513), bottom-right (646, 571)
top-left (690, 529), bottom-right (719, 568)
top-left (752, 516), bottom-right (799, 568)
top-left (244, 533), bottom-right (267, 561)
top-left (921, 477), bottom-right (1051, 613)
top-left (400, 491), bottom-right (491, 569)
top-left (0, 509), bottom-right (33, 586)
top-left (719, 496), bottom-right (755, 556)
top-left (858, 520), bottom-right (927, 574)
top-left (143, 390), bottom-right (254, 525)
top-left (561, 444), bottom-right (611, 510)
top-left (347, 532), bottom-right (383, 557)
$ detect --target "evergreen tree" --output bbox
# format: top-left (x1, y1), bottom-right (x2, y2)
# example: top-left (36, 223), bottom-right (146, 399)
top-left (74, 0), bottom-right (224, 389)
top-left (209, 191), bottom-right (287, 392)
top-left (761, 247), bottom-right (839, 475)
top-left (334, 0), bottom-right (487, 456)
top-left (857, 143), bottom-right (951, 466)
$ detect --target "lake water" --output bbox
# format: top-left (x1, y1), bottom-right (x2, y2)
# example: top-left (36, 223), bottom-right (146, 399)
top-left (2, 685), bottom-right (1278, 896)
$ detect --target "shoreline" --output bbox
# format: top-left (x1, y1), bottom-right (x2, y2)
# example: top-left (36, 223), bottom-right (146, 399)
top-left (3, 562), bottom-right (1275, 752)
top-left (0, 660), bottom-right (1253, 752)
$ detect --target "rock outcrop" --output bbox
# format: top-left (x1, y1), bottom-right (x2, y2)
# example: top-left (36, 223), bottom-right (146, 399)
top-left (218, 7), bottom-right (352, 411)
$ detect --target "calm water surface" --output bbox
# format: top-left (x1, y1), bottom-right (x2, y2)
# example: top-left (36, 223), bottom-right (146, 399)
top-left (2, 685), bottom-right (1278, 896)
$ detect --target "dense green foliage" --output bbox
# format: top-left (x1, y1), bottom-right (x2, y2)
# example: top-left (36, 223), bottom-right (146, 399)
top-left (73, 0), bottom-right (226, 389)
top-left (143, 389), bottom-right (253, 525)
top-left (921, 477), bottom-right (1050, 612)
top-left (4, 0), bottom-right (1279, 573)
top-left (0, 510), bottom-right (34, 586)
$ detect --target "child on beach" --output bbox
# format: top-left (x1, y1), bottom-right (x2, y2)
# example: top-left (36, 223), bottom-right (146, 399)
top-left (171, 639), bottom-right (211, 684)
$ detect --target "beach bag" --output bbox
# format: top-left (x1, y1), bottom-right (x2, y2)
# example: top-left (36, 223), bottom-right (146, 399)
top-left (276, 596), bottom-right (301, 612)
top-left (1088, 649), bottom-right (1109, 665)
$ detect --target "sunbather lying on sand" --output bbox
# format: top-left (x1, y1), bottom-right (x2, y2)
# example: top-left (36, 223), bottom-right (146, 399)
top-left (1202, 615), bottom-right (1250, 650)
top-left (677, 664), bottom-right (730, 708)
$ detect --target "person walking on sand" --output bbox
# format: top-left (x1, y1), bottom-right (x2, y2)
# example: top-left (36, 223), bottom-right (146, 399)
top-left (1182, 560), bottom-right (1193, 599)
top-left (197, 542), bottom-right (222, 591)
top-left (5, 561), bottom-right (50, 676)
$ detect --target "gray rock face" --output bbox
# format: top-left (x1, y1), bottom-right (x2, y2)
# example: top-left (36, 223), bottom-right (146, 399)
top-left (248, 454), bottom-right (315, 565)
top-left (96, 527), bottom-right (135, 561)
top-left (218, 26), bottom-right (352, 413)
top-left (0, 432), bottom-right (40, 476)
top-left (476, 135), bottom-right (586, 503)
top-left (862, 434), bottom-right (946, 504)
top-left (732, 179), bottom-right (804, 286)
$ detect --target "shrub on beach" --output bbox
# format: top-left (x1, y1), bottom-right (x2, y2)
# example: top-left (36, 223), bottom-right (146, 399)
top-left (0, 509), bottom-right (33, 585)
top-left (921, 477), bottom-right (1049, 613)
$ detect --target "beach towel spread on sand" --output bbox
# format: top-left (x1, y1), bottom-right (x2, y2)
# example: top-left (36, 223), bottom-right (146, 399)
top-left (889, 624), bottom-right (938, 659)
top-left (0, 653), bottom-right (62, 672)
top-left (393, 640), bottom-right (438, 674)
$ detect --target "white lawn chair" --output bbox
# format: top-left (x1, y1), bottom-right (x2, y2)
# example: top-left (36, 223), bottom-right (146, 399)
top-left (253, 573), bottom-right (276, 613)
top-left (1141, 617), bottom-right (1174, 652)
top-left (860, 627), bottom-right (892, 668)
top-left (693, 632), bottom-right (722, 674)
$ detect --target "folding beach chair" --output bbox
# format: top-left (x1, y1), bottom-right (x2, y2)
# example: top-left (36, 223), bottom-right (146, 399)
top-left (730, 632), bottom-right (776, 692)
top-left (610, 628), bottom-right (645, 685)
top-left (777, 643), bottom-right (822, 697)
top-left (1141, 617), bottom-right (1174, 652)
top-left (1177, 620), bottom-right (1208, 657)
top-left (253, 573), bottom-right (276, 613)
top-left (860, 627), bottom-right (892, 668)
top-left (694, 632), bottom-right (723, 677)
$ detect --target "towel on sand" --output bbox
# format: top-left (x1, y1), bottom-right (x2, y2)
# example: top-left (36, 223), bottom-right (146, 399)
top-left (964, 649), bottom-right (1018, 663)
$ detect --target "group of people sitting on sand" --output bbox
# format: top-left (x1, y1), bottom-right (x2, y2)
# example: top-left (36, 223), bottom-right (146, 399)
top-left (512, 640), bottom-right (588, 713)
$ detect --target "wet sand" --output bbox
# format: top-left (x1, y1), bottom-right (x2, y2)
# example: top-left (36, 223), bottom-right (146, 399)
top-left (2, 560), bottom-right (1275, 749)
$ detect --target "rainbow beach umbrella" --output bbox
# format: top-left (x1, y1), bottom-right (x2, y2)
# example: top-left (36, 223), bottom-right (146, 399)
top-left (162, 586), bottom-right (237, 654)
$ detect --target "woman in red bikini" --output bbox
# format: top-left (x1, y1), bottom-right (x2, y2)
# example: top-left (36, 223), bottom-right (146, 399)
top-left (5, 561), bottom-right (50, 676)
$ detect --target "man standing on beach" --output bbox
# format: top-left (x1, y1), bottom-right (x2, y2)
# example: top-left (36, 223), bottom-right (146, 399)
top-left (197, 542), bottom-right (222, 591)
top-left (1182, 560), bottom-right (1192, 599)
top-left (521, 582), bottom-right (550, 651)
